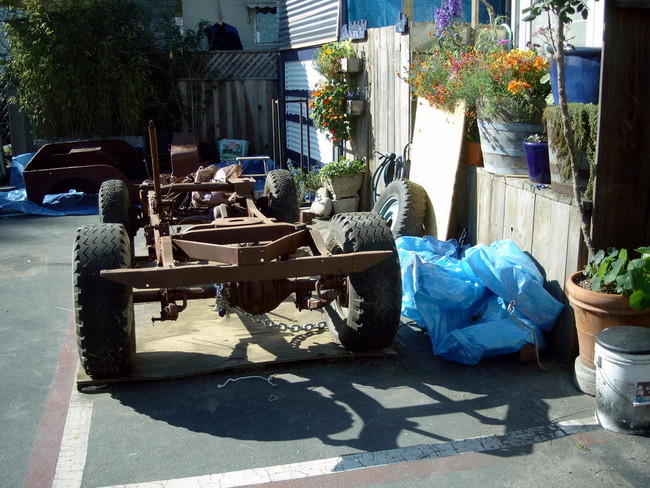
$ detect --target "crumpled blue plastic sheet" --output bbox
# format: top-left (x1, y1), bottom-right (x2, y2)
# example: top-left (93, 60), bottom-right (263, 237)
top-left (1, 152), bottom-right (97, 217)
top-left (397, 236), bottom-right (564, 365)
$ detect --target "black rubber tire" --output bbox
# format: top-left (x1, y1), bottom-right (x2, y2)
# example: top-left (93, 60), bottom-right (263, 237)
top-left (264, 169), bottom-right (300, 223)
top-left (324, 212), bottom-right (402, 350)
top-left (73, 223), bottom-right (135, 379)
top-left (99, 179), bottom-right (130, 229)
top-left (372, 178), bottom-right (427, 238)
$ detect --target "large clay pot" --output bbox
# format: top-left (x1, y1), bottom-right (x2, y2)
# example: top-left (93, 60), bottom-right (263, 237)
top-left (566, 271), bottom-right (650, 364)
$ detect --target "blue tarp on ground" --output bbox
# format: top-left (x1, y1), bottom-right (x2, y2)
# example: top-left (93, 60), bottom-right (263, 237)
top-left (397, 236), bottom-right (564, 365)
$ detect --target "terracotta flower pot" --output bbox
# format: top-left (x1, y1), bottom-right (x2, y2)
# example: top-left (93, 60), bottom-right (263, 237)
top-left (566, 271), bottom-right (650, 369)
top-left (465, 141), bottom-right (483, 167)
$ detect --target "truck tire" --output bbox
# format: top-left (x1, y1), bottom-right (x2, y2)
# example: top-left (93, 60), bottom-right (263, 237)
top-left (324, 212), bottom-right (402, 350)
top-left (264, 169), bottom-right (300, 223)
top-left (99, 179), bottom-right (130, 230)
top-left (73, 223), bottom-right (135, 379)
top-left (372, 179), bottom-right (427, 238)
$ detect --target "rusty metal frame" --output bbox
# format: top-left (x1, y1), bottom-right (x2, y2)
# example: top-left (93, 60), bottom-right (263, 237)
top-left (98, 122), bottom-right (392, 320)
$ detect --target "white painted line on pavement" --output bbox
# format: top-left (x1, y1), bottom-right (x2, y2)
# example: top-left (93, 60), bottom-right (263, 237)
top-left (52, 390), bottom-right (93, 488)
top-left (97, 415), bottom-right (598, 488)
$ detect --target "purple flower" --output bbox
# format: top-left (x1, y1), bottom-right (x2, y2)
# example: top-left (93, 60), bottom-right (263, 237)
top-left (449, 0), bottom-right (463, 18)
top-left (434, 0), bottom-right (463, 37)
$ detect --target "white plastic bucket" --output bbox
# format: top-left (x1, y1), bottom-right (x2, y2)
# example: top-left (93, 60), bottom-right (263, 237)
top-left (595, 326), bottom-right (650, 434)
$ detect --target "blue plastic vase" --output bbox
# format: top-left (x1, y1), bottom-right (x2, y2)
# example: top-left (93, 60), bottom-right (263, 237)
top-left (522, 141), bottom-right (551, 184)
top-left (550, 47), bottom-right (602, 104)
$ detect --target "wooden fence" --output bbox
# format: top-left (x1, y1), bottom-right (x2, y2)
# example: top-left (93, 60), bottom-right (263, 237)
top-left (178, 51), bottom-right (278, 157)
top-left (465, 169), bottom-right (585, 360)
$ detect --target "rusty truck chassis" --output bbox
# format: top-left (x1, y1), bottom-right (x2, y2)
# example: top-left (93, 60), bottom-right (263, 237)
top-left (100, 124), bottom-right (392, 322)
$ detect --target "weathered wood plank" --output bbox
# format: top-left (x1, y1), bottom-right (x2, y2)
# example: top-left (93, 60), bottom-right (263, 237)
top-left (475, 171), bottom-right (493, 244)
top-left (487, 176), bottom-right (506, 244)
top-left (503, 182), bottom-right (534, 251)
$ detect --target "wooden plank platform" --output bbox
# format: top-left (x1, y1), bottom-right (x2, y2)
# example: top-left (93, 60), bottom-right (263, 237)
top-left (77, 299), bottom-right (396, 389)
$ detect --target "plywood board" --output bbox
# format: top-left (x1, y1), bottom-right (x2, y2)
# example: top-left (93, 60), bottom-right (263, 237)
top-left (77, 299), bottom-right (395, 388)
top-left (409, 100), bottom-right (465, 240)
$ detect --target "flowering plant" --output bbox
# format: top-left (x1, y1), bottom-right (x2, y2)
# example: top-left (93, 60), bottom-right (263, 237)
top-left (312, 41), bottom-right (355, 81)
top-left (310, 81), bottom-right (350, 143)
top-left (288, 162), bottom-right (323, 204)
top-left (310, 41), bottom-right (360, 144)
top-left (474, 48), bottom-right (550, 122)
top-left (401, 0), bottom-right (550, 135)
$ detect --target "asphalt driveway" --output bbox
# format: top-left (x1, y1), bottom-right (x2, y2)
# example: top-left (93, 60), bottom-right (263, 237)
top-left (1, 214), bottom-right (648, 488)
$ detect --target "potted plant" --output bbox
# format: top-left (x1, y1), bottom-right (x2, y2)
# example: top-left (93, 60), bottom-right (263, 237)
top-left (400, 0), bottom-right (550, 175)
top-left (543, 103), bottom-right (598, 197)
top-left (310, 41), bottom-right (361, 145)
top-left (472, 47), bottom-right (550, 175)
top-left (522, 133), bottom-right (551, 184)
top-left (319, 157), bottom-right (365, 200)
top-left (566, 248), bottom-right (650, 392)
top-left (312, 40), bottom-right (356, 80)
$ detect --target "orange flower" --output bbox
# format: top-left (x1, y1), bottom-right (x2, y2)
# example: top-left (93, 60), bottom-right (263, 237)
top-left (507, 79), bottom-right (532, 95)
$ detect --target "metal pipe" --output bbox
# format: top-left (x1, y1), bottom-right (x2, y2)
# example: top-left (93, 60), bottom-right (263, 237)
top-left (148, 121), bottom-right (163, 214)
top-left (305, 99), bottom-right (312, 172)
top-left (299, 101), bottom-right (304, 169)
top-left (133, 286), bottom-right (216, 304)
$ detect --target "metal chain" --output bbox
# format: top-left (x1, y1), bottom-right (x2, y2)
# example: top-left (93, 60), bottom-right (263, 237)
top-left (213, 284), bottom-right (327, 332)
top-left (236, 308), bottom-right (327, 333)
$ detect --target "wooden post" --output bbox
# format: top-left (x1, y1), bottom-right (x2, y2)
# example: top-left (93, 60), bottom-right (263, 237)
top-left (591, 1), bottom-right (650, 252)
top-left (472, 0), bottom-right (479, 28)
top-left (402, 0), bottom-right (413, 19)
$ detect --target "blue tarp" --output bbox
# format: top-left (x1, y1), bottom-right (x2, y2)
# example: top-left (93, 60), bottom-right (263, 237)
top-left (346, 0), bottom-right (500, 27)
top-left (397, 236), bottom-right (564, 365)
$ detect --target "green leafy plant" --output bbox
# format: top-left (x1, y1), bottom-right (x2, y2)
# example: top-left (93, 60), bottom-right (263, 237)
top-left (584, 247), bottom-right (650, 311)
top-left (3, 0), bottom-right (186, 139)
top-left (543, 103), bottom-right (598, 197)
top-left (319, 157), bottom-right (365, 178)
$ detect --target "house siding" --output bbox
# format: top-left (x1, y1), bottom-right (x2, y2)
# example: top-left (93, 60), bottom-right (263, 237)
top-left (278, 0), bottom-right (340, 49)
